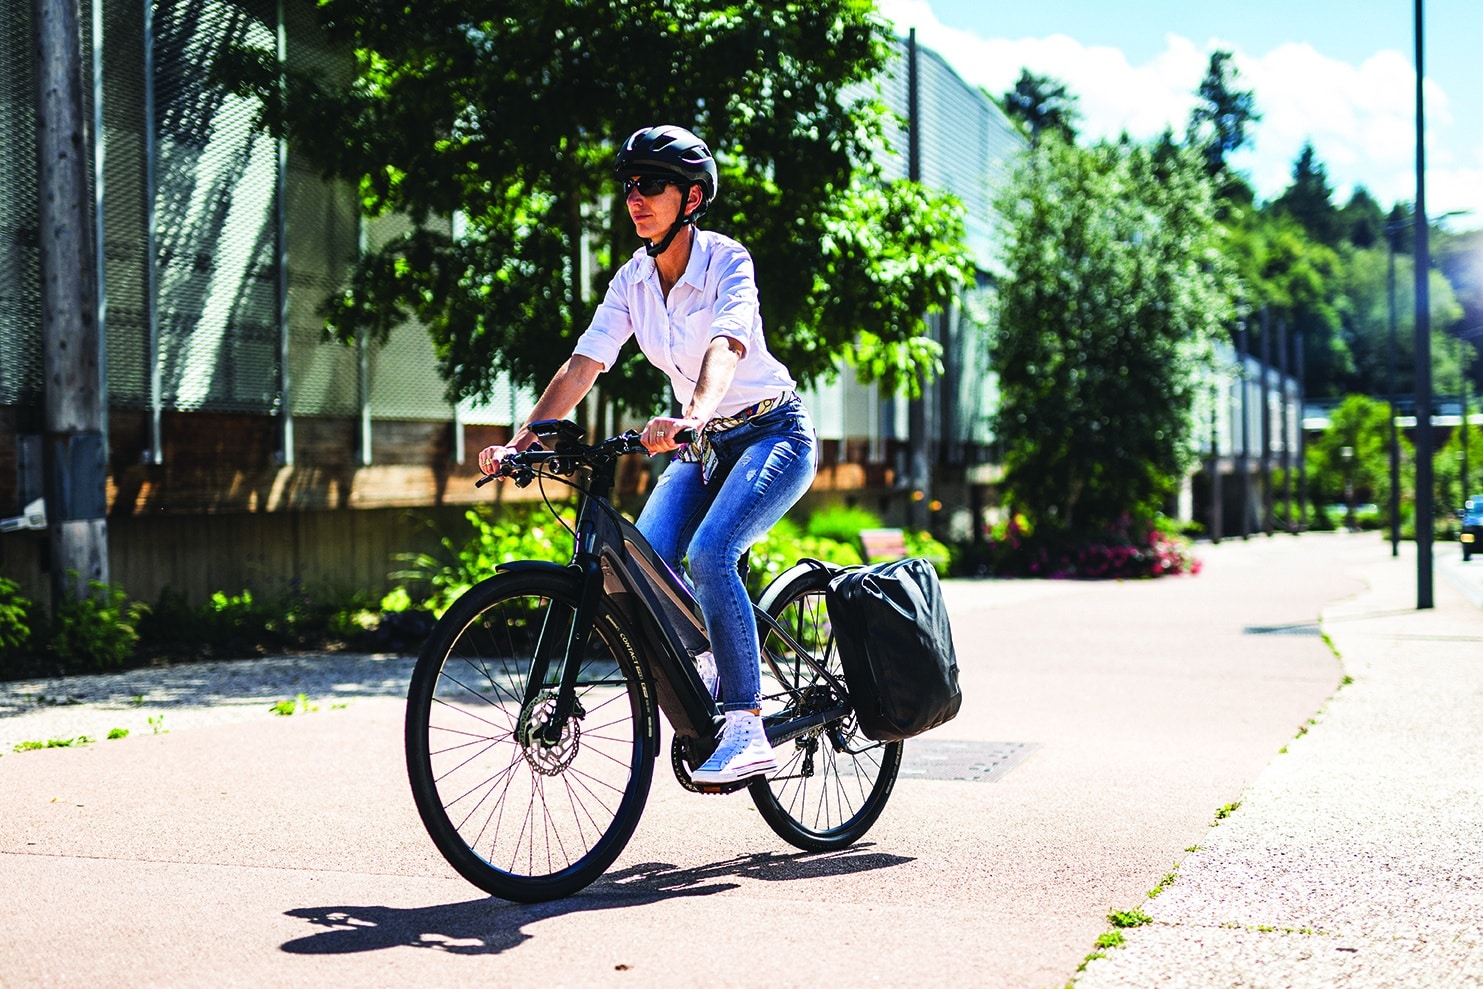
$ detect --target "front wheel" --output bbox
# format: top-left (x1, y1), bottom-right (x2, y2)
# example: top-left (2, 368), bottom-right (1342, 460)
top-left (749, 564), bottom-right (902, 851)
top-left (405, 569), bottom-right (657, 902)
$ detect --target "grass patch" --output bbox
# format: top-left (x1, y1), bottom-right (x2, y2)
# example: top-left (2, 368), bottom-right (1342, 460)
top-left (1110, 907), bottom-right (1152, 928)
top-left (1147, 867), bottom-right (1179, 898)
top-left (12, 735), bottom-right (95, 753)
top-left (271, 693), bottom-right (318, 717)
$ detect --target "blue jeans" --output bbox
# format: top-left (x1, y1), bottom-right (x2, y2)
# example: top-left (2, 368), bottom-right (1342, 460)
top-left (636, 400), bottom-right (818, 712)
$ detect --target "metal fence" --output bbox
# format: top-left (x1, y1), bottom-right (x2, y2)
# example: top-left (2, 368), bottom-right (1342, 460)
top-left (2, 0), bottom-right (465, 437)
top-left (0, 2), bottom-right (45, 409)
top-left (2, 12), bottom-right (1024, 451)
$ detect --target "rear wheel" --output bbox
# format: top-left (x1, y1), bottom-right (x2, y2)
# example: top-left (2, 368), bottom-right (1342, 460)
top-left (405, 570), bottom-right (657, 902)
top-left (749, 565), bottom-right (902, 850)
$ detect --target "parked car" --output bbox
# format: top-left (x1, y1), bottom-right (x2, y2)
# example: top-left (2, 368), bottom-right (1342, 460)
top-left (1462, 494), bottom-right (1483, 562)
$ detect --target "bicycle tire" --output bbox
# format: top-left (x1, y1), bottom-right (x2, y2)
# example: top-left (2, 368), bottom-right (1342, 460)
top-left (748, 565), bottom-right (903, 851)
top-left (405, 569), bottom-right (657, 902)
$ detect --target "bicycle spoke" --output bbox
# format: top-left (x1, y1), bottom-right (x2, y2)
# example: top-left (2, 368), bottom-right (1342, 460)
top-left (749, 569), bottom-right (901, 850)
top-left (408, 572), bottom-right (653, 897)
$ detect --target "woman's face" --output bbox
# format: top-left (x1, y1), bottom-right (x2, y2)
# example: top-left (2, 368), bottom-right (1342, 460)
top-left (624, 176), bottom-right (697, 241)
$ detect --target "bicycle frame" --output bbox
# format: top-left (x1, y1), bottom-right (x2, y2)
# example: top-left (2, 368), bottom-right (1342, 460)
top-left (488, 421), bottom-right (850, 749)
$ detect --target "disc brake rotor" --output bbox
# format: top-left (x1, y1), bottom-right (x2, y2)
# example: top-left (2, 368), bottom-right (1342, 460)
top-left (518, 691), bottom-right (583, 776)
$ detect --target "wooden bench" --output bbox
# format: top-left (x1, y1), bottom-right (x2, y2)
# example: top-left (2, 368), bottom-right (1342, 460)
top-left (859, 527), bottom-right (908, 564)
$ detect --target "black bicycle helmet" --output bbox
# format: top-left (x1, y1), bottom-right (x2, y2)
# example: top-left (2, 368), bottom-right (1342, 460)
top-left (615, 125), bottom-right (719, 256)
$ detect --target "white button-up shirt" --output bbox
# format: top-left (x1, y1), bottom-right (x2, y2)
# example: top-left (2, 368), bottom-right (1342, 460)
top-left (573, 229), bottom-right (796, 417)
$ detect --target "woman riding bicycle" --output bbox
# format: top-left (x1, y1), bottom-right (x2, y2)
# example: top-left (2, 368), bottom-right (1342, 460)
top-left (478, 124), bottom-right (818, 786)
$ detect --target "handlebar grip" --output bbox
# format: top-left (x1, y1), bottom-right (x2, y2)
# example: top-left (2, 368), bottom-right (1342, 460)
top-left (673, 427), bottom-right (698, 444)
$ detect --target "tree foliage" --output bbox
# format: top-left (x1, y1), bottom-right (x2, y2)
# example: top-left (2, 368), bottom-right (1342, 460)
top-left (999, 68), bottom-right (1079, 146)
top-left (1339, 244), bottom-right (1465, 398)
top-left (1272, 142), bottom-right (1344, 246)
top-left (1305, 394), bottom-right (1403, 511)
top-left (991, 137), bottom-right (1232, 537)
top-left (1186, 49), bottom-right (1258, 186)
top-left (228, 0), bottom-right (971, 413)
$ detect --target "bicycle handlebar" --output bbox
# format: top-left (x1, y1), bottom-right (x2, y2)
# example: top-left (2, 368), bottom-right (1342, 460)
top-left (475, 426), bottom-right (697, 488)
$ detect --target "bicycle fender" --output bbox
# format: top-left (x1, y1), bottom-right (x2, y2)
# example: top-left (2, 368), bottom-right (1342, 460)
top-left (755, 557), bottom-right (841, 613)
top-left (494, 560), bottom-right (574, 577)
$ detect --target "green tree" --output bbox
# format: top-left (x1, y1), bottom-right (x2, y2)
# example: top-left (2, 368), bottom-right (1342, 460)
top-left (1338, 243), bottom-right (1464, 398)
top-left (991, 136), bottom-right (1231, 538)
top-left (1221, 207), bottom-right (1349, 396)
top-left (229, 0), bottom-right (971, 413)
top-left (1272, 143), bottom-right (1343, 247)
top-left (1434, 226), bottom-right (1483, 392)
top-left (999, 68), bottom-right (1079, 146)
top-left (1185, 49), bottom-right (1258, 188)
top-left (1305, 394), bottom-right (1403, 520)
top-left (1340, 187), bottom-right (1385, 249)
top-left (1436, 422), bottom-right (1483, 516)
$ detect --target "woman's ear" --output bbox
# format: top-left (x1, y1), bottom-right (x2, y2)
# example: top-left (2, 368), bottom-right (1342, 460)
top-left (686, 184), bottom-right (704, 216)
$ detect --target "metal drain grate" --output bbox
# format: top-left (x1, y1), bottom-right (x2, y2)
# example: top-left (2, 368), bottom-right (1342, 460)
top-left (1242, 623), bottom-right (1323, 636)
top-left (897, 740), bottom-right (1038, 782)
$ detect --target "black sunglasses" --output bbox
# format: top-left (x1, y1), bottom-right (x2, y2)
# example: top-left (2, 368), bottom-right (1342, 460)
top-left (623, 176), bottom-right (675, 198)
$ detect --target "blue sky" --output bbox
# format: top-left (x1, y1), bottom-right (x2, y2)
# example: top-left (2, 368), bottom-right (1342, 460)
top-left (876, 0), bottom-right (1483, 231)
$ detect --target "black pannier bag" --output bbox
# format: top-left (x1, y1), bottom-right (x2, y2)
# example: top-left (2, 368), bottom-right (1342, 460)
top-left (825, 557), bottom-right (962, 742)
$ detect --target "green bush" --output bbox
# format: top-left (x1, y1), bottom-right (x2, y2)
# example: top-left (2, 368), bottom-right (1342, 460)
top-left (47, 581), bottom-right (148, 671)
top-left (805, 503), bottom-right (884, 544)
top-left (395, 503), bottom-right (577, 615)
top-left (747, 517), bottom-right (863, 596)
top-left (904, 528), bottom-right (952, 577)
top-left (135, 582), bottom-right (378, 659)
top-left (955, 513), bottom-right (1198, 580)
top-left (0, 578), bottom-right (36, 655)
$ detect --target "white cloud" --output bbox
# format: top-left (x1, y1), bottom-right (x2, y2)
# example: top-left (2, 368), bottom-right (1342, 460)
top-left (875, 0), bottom-right (1482, 225)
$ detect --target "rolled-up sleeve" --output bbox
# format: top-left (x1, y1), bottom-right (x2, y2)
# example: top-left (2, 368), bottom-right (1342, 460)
top-left (572, 278), bottom-right (635, 371)
top-left (708, 244), bottom-right (760, 352)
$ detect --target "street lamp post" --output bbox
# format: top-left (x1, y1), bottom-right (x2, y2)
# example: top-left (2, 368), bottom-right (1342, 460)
top-left (1413, 0), bottom-right (1433, 609)
top-left (1387, 222), bottom-right (1402, 557)
top-left (1342, 445), bottom-right (1356, 532)
top-left (1462, 335), bottom-right (1471, 502)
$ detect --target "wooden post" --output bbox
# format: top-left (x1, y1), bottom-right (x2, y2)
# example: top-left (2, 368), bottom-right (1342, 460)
top-left (33, 0), bottom-right (108, 603)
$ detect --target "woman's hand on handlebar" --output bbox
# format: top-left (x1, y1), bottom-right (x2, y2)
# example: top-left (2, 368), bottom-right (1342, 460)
top-left (641, 416), bottom-right (702, 454)
top-left (478, 442), bottom-right (520, 478)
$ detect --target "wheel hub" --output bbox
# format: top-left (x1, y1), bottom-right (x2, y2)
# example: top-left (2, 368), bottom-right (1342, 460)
top-left (518, 691), bottom-right (582, 776)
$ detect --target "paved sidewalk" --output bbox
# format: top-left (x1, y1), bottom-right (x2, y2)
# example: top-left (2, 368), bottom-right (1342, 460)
top-left (1077, 542), bottom-right (1483, 989)
top-left (0, 533), bottom-right (1467, 988)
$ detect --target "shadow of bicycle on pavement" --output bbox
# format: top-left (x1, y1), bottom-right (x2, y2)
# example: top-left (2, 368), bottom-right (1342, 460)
top-left (281, 845), bottom-right (913, 956)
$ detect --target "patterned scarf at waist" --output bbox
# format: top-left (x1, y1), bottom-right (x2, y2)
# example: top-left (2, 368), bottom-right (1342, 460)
top-left (678, 391), bottom-right (797, 482)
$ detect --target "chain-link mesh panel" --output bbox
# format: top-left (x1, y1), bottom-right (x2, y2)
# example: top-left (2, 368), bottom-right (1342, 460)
top-left (103, 0), bottom-right (151, 407)
top-left (283, 0), bottom-right (357, 417)
top-left (876, 37), bottom-right (1023, 273)
top-left (947, 282), bottom-right (997, 447)
top-left (360, 213), bottom-right (455, 420)
top-left (0, 3), bottom-right (45, 407)
top-left (150, 0), bottom-right (280, 413)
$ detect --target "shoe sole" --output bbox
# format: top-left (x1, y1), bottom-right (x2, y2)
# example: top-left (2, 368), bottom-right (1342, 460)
top-left (690, 759), bottom-right (779, 785)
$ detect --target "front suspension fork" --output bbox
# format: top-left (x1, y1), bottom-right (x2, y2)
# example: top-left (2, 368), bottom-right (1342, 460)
top-left (520, 553), bottom-right (604, 745)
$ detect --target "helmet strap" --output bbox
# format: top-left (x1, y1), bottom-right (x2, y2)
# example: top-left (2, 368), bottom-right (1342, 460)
top-left (642, 182), bottom-right (700, 258)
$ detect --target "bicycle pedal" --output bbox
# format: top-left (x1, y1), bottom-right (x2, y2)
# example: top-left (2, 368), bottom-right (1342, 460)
top-left (669, 735), bottom-right (749, 795)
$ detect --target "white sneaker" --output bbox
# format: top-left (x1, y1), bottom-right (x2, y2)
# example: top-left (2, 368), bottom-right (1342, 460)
top-left (690, 710), bottom-right (778, 784)
top-left (693, 649), bottom-right (721, 700)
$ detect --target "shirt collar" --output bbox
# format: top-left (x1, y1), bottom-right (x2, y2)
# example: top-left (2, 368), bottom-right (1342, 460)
top-left (631, 227), bottom-right (709, 289)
